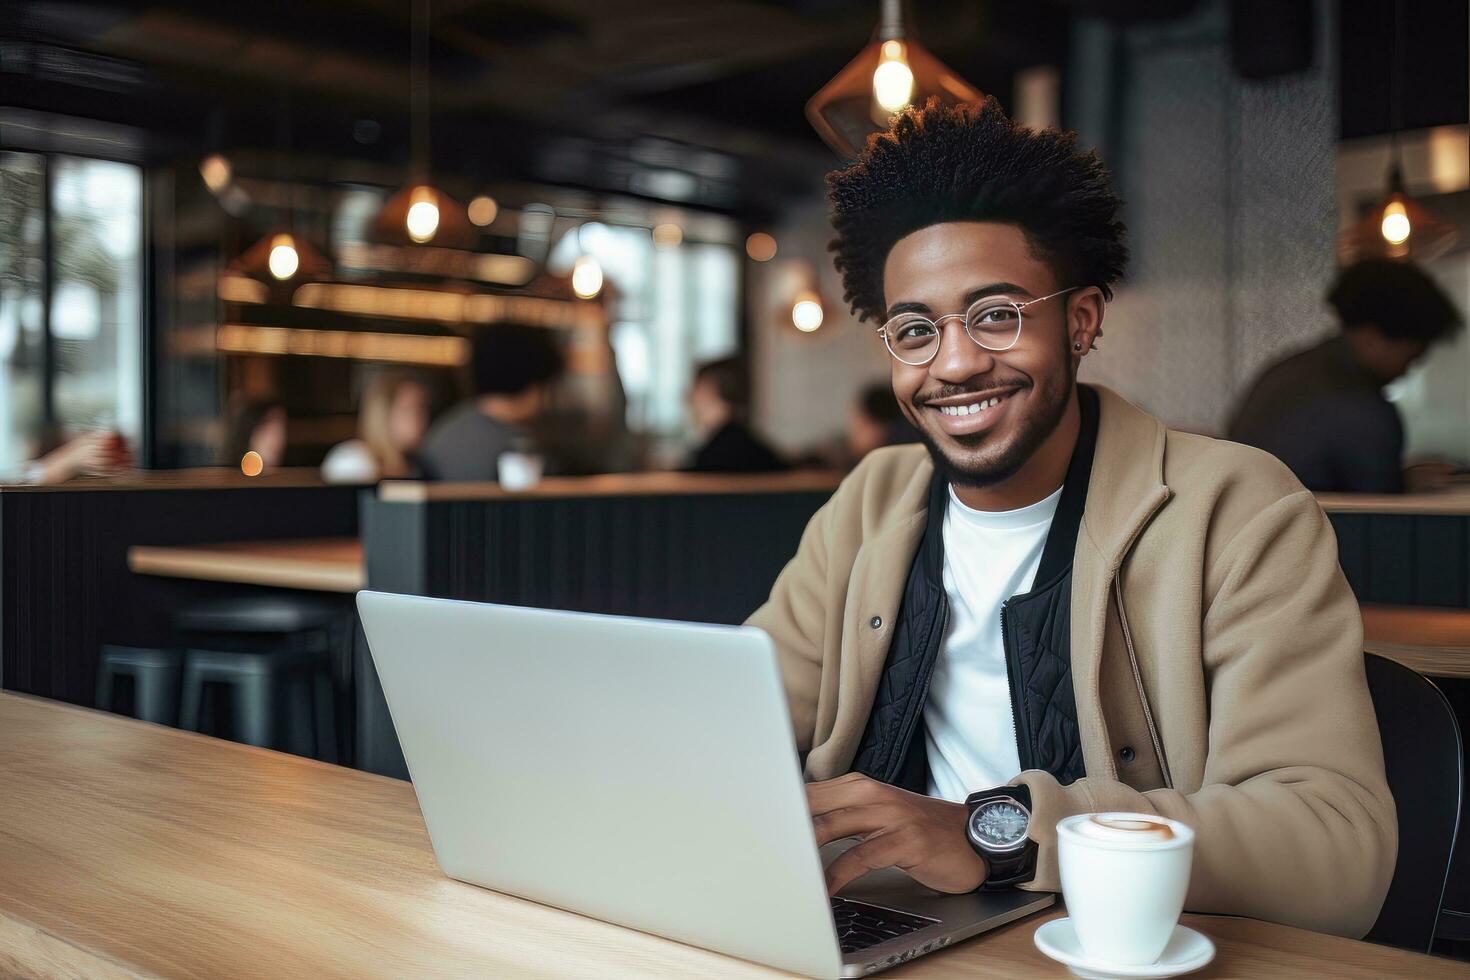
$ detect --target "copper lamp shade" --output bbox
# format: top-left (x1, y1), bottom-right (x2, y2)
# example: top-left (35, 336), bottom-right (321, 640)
top-left (806, 0), bottom-right (983, 159)
top-left (372, 183), bottom-right (477, 251)
top-left (1338, 168), bottom-right (1460, 264)
top-left (233, 229), bottom-right (332, 283)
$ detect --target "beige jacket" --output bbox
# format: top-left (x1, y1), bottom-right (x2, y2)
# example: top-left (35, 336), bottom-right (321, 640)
top-left (748, 385), bottom-right (1396, 938)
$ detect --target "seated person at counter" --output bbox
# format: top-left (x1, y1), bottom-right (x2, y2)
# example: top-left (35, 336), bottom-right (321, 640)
top-left (686, 357), bottom-right (787, 473)
top-left (9, 427), bottom-right (131, 484)
top-left (1228, 258), bottom-right (1462, 493)
top-left (225, 398), bottom-right (288, 471)
top-left (846, 381), bottom-right (919, 466)
top-left (322, 372), bottom-right (432, 484)
top-left (419, 323), bottom-right (564, 482)
top-left (748, 97), bottom-right (1394, 937)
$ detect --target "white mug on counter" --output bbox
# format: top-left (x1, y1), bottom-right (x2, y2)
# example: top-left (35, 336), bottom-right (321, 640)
top-left (1056, 812), bottom-right (1195, 965)
top-left (496, 451), bottom-right (544, 491)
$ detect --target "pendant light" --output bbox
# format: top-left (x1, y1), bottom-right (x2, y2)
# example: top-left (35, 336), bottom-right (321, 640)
top-left (806, 0), bottom-right (983, 159)
top-left (233, 91), bottom-right (330, 284)
top-left (1338, 0), bottom-right (1458, 263)
top-left (375, 0), bottom-right (474, 249)
top-left (570, 224), bottom-right (604, 300)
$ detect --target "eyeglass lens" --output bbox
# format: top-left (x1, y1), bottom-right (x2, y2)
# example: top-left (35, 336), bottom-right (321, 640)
top-left (883, 300), bottom-right (1023, 364)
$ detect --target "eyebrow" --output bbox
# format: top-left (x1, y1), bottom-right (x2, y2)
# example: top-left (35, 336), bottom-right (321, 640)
top-left (883, 282), bottom-right (1035, 321)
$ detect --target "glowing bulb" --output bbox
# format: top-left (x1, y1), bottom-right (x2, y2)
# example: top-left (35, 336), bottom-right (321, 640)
top-left (873, 40), bottom-right (914, 112)
top-left (746, 232), bottom-right (777, 262)
top-left (572, 255), bottom-right (604, 299)
top-left (240, 451), bottom-right (264, 477)
top-left (468, 195), bottom-right (498, 227)
top-left (406, 187), bottom-right (441, 243)
top-left (267, 235), bottom-right (300, 280)
top-left (1380, 200), bottom-right (1411, 246)
top-left (792, 293), bottom-right (824, 332)
top-left (199, 154), bottom-right (232, 192)
top-left (652, 223), bottom-right (683, 248)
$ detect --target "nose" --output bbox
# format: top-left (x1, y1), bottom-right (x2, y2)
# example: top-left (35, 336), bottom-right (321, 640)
top-left (929, 318), bottom-right (996, 384)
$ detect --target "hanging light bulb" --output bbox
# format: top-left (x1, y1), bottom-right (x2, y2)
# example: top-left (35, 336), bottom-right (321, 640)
top-left (405, 186), bottom-right (441, 243)
top-left (872, 41), bottom-right (914, 112)
top-left (792, 291), bottom-right (824, 332)
top-left (267, 234), bottom-right (301, 280)
top-left (807, 0), bottom-right (982, 158)
top-left (373, 0), bottom-right (474, 248)
top-left (572, 255), bottom-right (604, 299)
top-left (1337, 0), bottom-right (1459, 263)
top-left (1380, 198), bottom-right (1411, 246)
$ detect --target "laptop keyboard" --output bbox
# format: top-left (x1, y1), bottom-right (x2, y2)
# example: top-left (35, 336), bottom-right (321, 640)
top-left (830, 897), bottom-right (940, 954)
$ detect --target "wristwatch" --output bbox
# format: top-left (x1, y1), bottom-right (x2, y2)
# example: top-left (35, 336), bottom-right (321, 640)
top-left (964, 785), bottom-right (1038, 888)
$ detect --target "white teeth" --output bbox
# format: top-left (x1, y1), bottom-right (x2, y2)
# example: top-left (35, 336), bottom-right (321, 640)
top-left (939, 394), bottom-right (1005, 416)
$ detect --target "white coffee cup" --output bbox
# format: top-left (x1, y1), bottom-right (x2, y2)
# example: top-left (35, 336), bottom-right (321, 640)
top-left (1056, 812), bottom-right (1195, 965)
top-left (497, 451), bottom-right (543, 491)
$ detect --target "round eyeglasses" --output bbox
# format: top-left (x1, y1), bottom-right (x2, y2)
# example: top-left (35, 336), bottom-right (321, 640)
top-left (876, 286), bottom-right (1081, 366)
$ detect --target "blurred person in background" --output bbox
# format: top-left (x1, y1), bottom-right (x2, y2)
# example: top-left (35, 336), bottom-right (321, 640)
top-left (322, 372), bottom-right (431, 484)
top-left (686, 357), bottom-right (787, 473)
top-left (225, 399), bottom-right (288, 471)
top-left (419, 323), bottom-right (564, 482)
top-left (13, 426), bottom-right (132, 484)
top-left (847, 381), bottom-right (919, 466)
top-left (1228, 259), bottom-right (1463, 493)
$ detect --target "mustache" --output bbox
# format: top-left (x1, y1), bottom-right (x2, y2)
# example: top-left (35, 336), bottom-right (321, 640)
top-left (915, 380), bottom-right (1029, 407)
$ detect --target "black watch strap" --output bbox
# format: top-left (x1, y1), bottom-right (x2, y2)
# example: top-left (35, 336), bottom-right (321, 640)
top-left (964, 785), bottom-right (1038, 889)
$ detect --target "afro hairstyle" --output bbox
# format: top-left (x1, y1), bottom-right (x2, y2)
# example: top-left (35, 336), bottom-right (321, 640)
top-left (826, 96), bottom-right (1129, 323)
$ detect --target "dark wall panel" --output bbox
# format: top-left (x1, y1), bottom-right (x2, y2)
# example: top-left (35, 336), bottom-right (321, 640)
top-left (1, 487), bottom-right (359, 707)
top-left (1329, 512), bottom-right (1470, 609)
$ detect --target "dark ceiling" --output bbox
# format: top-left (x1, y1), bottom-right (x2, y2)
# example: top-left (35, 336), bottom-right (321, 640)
top-left (2, 0), bottom-right (1094, 218)
top-left (11, 0), bottom-right (1460, 220)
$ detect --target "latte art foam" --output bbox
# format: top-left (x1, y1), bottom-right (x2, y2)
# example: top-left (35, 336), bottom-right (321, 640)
top-left (1075, 814), bottom-right (1176, 843)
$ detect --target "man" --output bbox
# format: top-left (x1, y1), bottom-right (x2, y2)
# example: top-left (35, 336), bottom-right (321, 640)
top-left (1229, 259), bottom-right (1462, 493)
top-left (748, 98), bottom-right (1395, 938)
top-left (686, 357), bottom-right (787, 473)
top-left (419, 323), bottom-right (564, 481)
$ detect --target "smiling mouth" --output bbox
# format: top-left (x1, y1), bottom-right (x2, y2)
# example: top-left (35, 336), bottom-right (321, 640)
top-left (935, 394), bottom-right (1003, 416)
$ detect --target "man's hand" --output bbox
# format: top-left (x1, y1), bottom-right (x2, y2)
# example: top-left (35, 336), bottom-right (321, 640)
top-left (807, 772), bottom-right (987, 895)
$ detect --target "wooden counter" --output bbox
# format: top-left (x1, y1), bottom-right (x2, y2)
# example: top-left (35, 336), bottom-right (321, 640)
top-left (129, 538), bottom-right (365, 593)
top-left (1318, 489), bottom-right (1470, 515)
top-left (1362, 604), bottom-right (1470, 680)
top-left (0, 466), bottom-right (340, 493)
top-left (0, 694), bottom-right (1458, 979)
top-left (378, 468), bottom-right (846, 503)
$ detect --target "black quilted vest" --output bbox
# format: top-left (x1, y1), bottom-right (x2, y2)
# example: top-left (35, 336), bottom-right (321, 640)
top-left (849, 385), bottom-right (1099, 792)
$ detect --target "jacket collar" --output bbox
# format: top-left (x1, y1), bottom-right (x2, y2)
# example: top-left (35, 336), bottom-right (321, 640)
top-left (1080, 385), bottom-right (1172, 570)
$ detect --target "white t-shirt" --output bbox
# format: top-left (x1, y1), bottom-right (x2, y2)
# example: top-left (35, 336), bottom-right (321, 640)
top-left (925, 483), bottom-right (1062, 803)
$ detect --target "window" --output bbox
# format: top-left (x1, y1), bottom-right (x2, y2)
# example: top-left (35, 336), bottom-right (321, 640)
top-left (549, 221), bottom-right (739, 435)
top-left (0, 152), bottom-right (143, 474)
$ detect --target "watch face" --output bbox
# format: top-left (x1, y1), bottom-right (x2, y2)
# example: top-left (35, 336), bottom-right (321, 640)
top-left (970, 801), bottom-right (1029, 849)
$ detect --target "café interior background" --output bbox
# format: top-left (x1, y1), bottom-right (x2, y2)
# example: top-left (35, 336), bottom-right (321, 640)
top-left (0, 0), bottom-right (1467, 473)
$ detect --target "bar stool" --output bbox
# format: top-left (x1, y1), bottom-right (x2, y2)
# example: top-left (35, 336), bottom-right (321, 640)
top-left (173, 597), bottom-right (340, 762)
top-left (95, 645), bottom-right (183, 726)
top-left (179, 647), bottom-right (333, 756)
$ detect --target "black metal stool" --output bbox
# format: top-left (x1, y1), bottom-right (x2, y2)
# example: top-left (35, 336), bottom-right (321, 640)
top-left (173, 597), bottom-right (340, 761)
top-left (179, 647), bottom-right (334, 756)
top-left (95, 645), bottom-right (183, 726)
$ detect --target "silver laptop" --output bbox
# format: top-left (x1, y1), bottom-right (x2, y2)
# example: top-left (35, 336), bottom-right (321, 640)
top-left (357, 591), bottom-right (1053, 978)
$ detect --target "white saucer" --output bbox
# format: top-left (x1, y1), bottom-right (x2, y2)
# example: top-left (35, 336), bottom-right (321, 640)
top-left (1034, 919), bottom-right (1216, 979)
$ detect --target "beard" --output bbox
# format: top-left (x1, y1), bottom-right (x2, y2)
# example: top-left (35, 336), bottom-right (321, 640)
top-left (917, 361), bottom-right (1075, 489)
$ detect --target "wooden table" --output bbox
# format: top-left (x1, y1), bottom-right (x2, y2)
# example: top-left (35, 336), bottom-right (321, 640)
top-left (1362, 604), bottom-right (1470, 680)
top-left (0, 695), bottom-right (1458, 978)
top-left (128, 538), bottom-right (365, 593)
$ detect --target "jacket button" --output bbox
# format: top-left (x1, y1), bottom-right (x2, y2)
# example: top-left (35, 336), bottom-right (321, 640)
top-left (1119, 746), bottom-right (1137, 764)
top-left (869, 616), bottom-right (883, 629)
